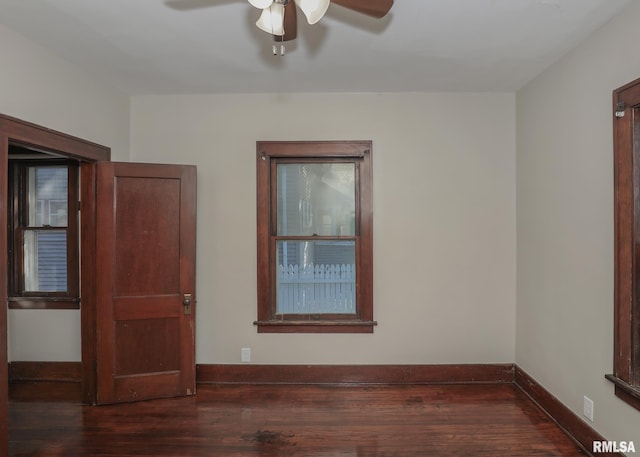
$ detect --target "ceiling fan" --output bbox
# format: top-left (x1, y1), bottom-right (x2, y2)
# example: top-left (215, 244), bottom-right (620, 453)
top-left (247, 0), bottom-right (393, 54)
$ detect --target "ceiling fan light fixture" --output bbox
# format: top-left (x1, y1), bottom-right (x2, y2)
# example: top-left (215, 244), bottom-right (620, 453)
top-left (294, 0), bottom-right (330, 24)
top-left (256, 3), bottom-right (286, 36)
top-left (248, 0), bottom-right (274, 9)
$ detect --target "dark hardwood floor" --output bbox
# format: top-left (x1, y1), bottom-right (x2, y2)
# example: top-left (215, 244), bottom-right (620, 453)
top-left (9, 382), bottom-right (588, 456)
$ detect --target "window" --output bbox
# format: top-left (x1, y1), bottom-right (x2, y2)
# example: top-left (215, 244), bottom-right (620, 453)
top-left (607, 77), bottom-right (640, 411)
top-left (255, 141), bottom-right (375, 333)
top-left (7, 157), bottom-right (79, 309)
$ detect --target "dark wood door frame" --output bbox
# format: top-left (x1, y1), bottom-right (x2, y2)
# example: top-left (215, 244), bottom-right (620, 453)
top-left (0, 114), bottom-right (111, 454)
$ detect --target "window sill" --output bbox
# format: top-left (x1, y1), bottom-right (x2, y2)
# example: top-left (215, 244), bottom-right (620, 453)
top-left (254, 320), bottom-right (377, 334)
top-left (605, 374), bottom-right (640, 412)
top-left (8, 297), bottom-right (80, 310)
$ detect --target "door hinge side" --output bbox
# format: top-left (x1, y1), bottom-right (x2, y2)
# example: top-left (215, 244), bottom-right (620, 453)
top-left (616, 101), bottom-right (626, 118)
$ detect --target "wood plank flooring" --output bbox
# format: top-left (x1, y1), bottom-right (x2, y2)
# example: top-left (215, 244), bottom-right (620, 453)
top-left (9, 382), bottom-right (589, 456)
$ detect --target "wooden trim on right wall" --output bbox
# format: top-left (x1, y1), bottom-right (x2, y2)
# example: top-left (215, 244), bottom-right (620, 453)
top-left (514, 365), bottom-right (621, 457)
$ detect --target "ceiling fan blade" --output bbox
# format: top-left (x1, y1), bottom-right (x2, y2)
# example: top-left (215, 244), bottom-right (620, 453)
top-left (276, 1), bottom-right (298, 42)
top-left (330, 0), bottom-right (393, 18)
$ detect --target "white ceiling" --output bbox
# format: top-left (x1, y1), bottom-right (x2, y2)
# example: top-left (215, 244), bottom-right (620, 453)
top-left (0, 0), bottom-right (633, 95)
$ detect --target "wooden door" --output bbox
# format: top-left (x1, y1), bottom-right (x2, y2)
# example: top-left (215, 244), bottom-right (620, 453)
top-left (94, 162), bottom-right (196, 404)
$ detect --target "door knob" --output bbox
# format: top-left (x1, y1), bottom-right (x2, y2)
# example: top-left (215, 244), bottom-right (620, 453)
top-left (183, 294), bottom-right (192, 315)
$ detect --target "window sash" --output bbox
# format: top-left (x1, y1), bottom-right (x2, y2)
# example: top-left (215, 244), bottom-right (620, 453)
top-left (271, 158), bottom-right (361, 320)
top-left (22, 229), bottom-right (68, 292)
top-left (274, 238), bottom-right (358, 317)
top-left (276, 162), bottom-right (356, 237)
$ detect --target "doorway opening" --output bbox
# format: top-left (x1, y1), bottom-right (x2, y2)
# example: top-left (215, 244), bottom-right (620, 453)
top-left (6, 144), bottom-right (83, 400)
top-left (0, 114), bottom-right (111, 455)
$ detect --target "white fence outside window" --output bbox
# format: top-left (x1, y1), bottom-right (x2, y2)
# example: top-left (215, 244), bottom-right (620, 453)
top-left (277, 263), bottom-right (356, 314)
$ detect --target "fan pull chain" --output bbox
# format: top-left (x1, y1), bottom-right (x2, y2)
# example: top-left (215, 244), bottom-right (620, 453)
top-left (271, 0), bottom-right (286, 56)
top-left (273, 42), bottom-right (285, 56)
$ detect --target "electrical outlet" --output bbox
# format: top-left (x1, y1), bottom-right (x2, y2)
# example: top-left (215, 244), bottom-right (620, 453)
top-left (583, 396), bottom-right (594, 422)
top-left (241, 347), bottom-right (251, 363)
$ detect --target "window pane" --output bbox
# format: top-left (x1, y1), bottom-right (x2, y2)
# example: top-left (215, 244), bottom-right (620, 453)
top-left (23, 230), bottom-right (68, 292)
top-left (277, 163), bottom-right (355, 236)
top-left (28, 166), bottom-right (68, 227)
top-left (276, 240), bottom-right (355, 314)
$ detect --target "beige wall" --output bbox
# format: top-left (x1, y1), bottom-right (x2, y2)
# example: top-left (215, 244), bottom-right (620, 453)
top-left (516, 1), bottom-right (640, 446)
top-left (0, 25), bottom-right (130, 159)
top-left (0, 24), bottom-right (131, 361)
top-left (131, 92), bottom-right (517, 365)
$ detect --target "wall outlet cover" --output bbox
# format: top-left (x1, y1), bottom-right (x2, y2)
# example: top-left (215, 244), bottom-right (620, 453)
top-left (583, 396), bottom-right (594, 422)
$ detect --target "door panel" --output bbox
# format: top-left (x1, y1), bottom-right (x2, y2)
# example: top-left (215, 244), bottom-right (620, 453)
top-left (95, 162), bottom-right (196, 404)
top-left (114, 176), bottom-right (181, 295)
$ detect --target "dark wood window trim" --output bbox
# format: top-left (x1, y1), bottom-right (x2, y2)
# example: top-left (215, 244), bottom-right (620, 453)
top-left (255, 141), bottom-right (375, 333)
top-left (609, 77), bottom-right (640, 412)
top-left (7, 158), bottom-right (80, 310)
